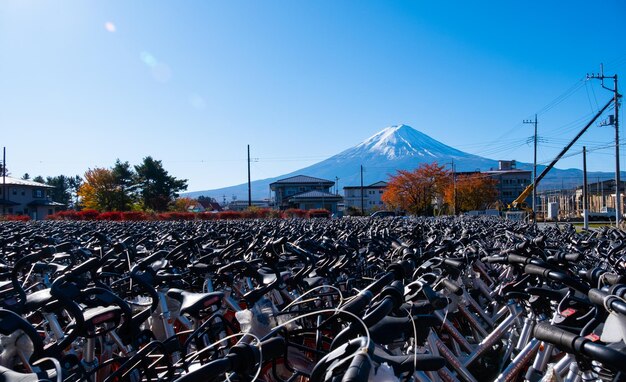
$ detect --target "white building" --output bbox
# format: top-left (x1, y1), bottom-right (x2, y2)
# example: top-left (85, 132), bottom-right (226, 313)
top-left (343, 181), bottom-right (387, 213)
top-left (0, 176), bottom-right (64, 220)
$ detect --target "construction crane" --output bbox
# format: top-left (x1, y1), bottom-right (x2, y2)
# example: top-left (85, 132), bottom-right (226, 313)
top-left (510, 98), bottom-right (614, 214)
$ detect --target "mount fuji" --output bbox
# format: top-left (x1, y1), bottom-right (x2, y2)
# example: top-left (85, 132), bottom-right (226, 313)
top-left (336, 124), bottom-right (495, 168)
top-left (185, 124), bottom-right (606, 200)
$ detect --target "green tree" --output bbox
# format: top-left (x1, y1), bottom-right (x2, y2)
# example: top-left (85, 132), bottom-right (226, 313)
top-left (68, 175), bottom-right (83, 209)
top-left (33, 175), bottom-right (45, 184)
top-left (46, 175), bottom-right (72, 208)
top-left (42, 175), bottom-right (83, 209)
top-left (21, 173), bottom-right (30, 180)
top-left (111, 159), bottom-right (135, 211)
top-left (134, 156), bottom-right (188, 211)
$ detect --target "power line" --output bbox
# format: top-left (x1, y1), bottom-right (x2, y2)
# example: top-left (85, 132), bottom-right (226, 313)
top-left (536, 78), bottom-right (587, 116)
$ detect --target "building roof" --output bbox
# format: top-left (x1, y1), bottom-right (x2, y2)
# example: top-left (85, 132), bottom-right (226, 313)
top-left (483, 169), bottom-right (531, 175)
top-left (288, 190), bottom-right (343, 200)
top-left (186, 203), bottom-right (206, 212)
top-left (270, 175), bottom-right (334, 187)
top-left (368, 181), bottom-right (388, 187)
top-left (343, 181), bottom-right (388, 190)
top-left (575, 179), bottom-right (626, 190)
top-left (27, 200), bottom-right (65, 207)
top-left (0, 176), bottom-right (54, 188)
top-left (228, 200), bottom-right (269, 206)
top-left (207, 202), bottom-right (223, 211)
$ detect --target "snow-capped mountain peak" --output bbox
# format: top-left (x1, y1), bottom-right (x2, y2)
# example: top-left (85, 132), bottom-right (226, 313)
top-left (351, 124), bottom-right (466, 159)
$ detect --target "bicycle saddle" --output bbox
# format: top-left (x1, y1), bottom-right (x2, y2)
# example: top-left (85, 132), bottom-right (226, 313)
top-left (166, 289), bottom-right (224, 318)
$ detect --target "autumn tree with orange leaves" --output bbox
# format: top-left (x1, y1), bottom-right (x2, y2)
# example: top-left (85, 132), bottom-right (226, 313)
top-left (382, 163), bottom-right (451, 216)
top-left (444, 173), bottom-right (498, 213)
top-left (77, 168), bottom-right (122, 212)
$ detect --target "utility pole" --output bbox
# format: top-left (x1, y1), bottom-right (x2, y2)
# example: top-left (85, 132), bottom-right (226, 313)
top-left (588, 65), bottom-right (620, 226)
top-left (583, 146), bottom-right (588, 230)
top-left (360, 165), bottom-right (364, 215)
top-left (523, 114), bottom-right (538, 217)
top-left (247, 145), bottom-right (251, 207)
top-left (450, 160), bottom-right (456, 215)
top-left (335, 176), bottom-right (339, 195)
top-left (597, 177), bottom-right (600, 210)
top-left (2, 147), bottom-right (5, 216)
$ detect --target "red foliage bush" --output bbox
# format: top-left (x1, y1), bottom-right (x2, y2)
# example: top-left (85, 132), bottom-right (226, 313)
top-left (257, 208), bottom-right (277, 219)
top-left (217, 211), bottom-right (243, 220)
top-left (157, 212), bottom-right (196, 221)
top-left (241, 208), bottom-right (276, 219)
top-left (122, 211), bottom-right (151, 221)
top-left (47, 210), bottom-right (80, 220)
top-left (283, 208), bottom-right (308, 218)
top-left (241, 210), bottom-right (257, 219)
top-left (1, 215), bottom-right (31, 222)
top-left (78, 210), bottom-right (100, 220)
top-left (43, 208), bottom-right (323, 221)
top-left (156, 212), bottom-right (170, 221)
top-left (197, 212), bottom-right (218, 220)
top-left (45, 212), bottom-right (62, 220)
top-left (267, 209), bottom-right (282, 219)
top-left (307, 209), bottom-right (331, 218)
top-left (97, 211), bottom-right (122, 221)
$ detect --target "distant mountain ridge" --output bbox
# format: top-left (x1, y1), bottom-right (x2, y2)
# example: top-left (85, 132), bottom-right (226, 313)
top-left (184, 124), bottom-right (619, 200)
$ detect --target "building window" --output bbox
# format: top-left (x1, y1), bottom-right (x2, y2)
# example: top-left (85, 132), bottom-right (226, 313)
top-left (379, 190), bottom-right (384, 194)
top-left (21, 191), bottom-right (25, 196)
top-left (33, 189), bottom-right (43, 198)
top-left (12, 189), bottom-right (17, 195)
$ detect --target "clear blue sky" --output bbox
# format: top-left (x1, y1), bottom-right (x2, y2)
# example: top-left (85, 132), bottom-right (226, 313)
top-left (1, 0), bottom-right (625, 192)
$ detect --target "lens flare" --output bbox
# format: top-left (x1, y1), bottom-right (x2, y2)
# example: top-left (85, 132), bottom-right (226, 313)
top-left (140, 51), bottom-right (172, 83)
top-left (104, 22), bottom-right (116, 32)
top-left (140, 51), bottom-right (157, 68)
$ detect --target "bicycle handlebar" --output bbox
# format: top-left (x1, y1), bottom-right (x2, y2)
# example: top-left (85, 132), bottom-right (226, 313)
top-left (523, 264), bottom-right (590, 294)
top-left (342, 352), bottom-right (371, 382)
top-left (409, 280), bottom-right (448, 310)
top-left (362, 272), bottom-right (395, 296)
top-left (534, 322), bottom-right (626, 373)
top-left (174, 337), bottom-right (285, 382)
top-left (588, 288), bottom-right (626, 315)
